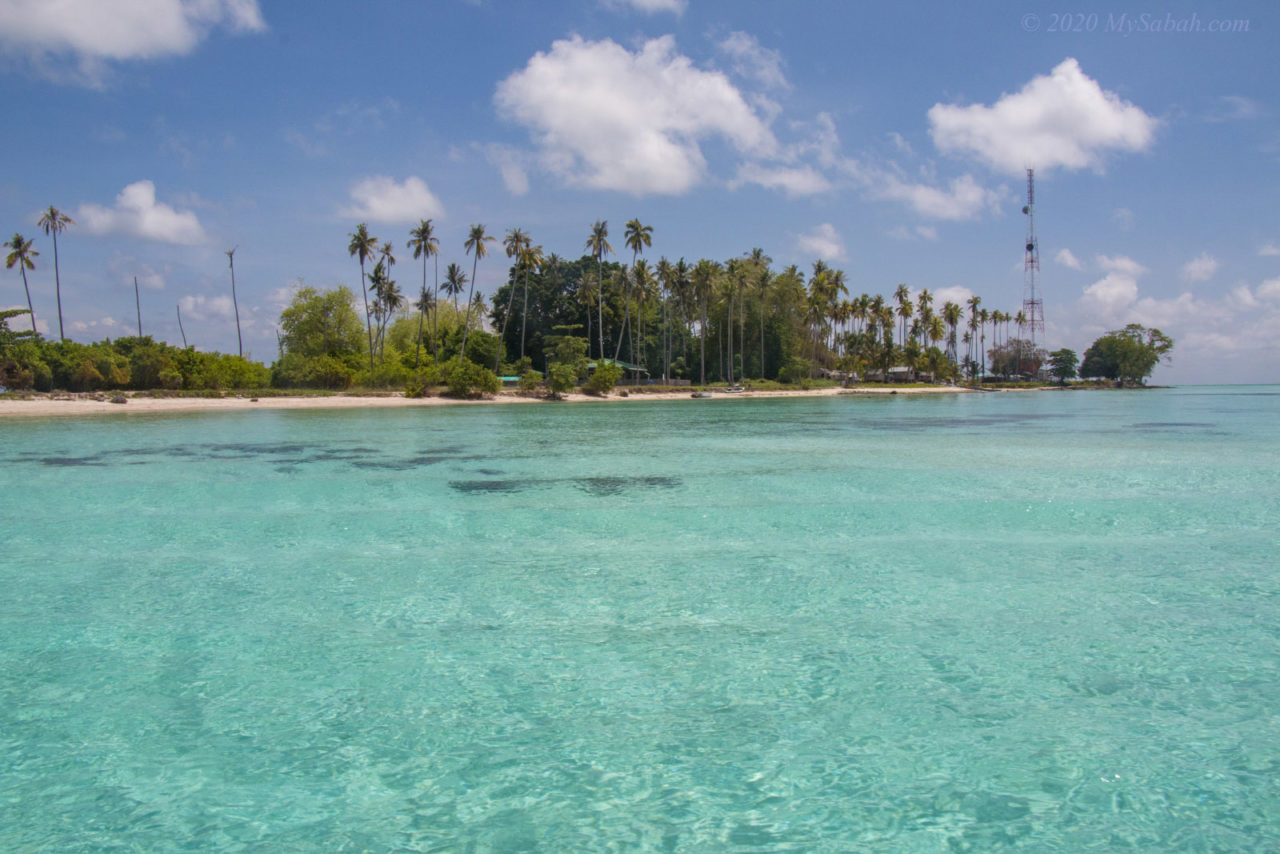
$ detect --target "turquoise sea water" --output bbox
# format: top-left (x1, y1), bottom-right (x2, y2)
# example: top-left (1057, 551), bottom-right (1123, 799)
top-left (1, 386), bottom-right (1278, 851)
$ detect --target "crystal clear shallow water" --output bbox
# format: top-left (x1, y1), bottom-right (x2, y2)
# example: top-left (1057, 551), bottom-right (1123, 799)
top-left (1, 387), bottom-right (1277, 851)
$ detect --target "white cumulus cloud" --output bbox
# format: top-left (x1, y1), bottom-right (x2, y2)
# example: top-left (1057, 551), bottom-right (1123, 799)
top-left (1258, 242), bottom-right (1280, 257)
top-left (717, 31), bottom-right (788, 90)
top-left (795, 223), bottom-right (846, 262)
top-left (0, 0), bottom-right (266, 85)
top-left (601, 0), bottom-right (685, 14)
top-left (495, 35), bottom-right (776, 196)
top-left (732, 163), bottom-right (831, 196)
top-left (1181, 252), bottom-right (1219, 282)
top-left (1055, 248), bottom-right (1082, 269)
top-left (1257, 278), bottom-right (1280, 301)
top-left (1082, 273), bottom-right (1139, 316)
top-left (928, 58), bottom-right (1157, 174)
top-left (342, 176), bottom-right (444, 224)
top-left (874, 173), bottom-right (1001, 221)
top-left (1097, 254), bottom-right (1148, 277)
top-left (481, 145), bottom-right (530, 196)
top-left (179, 293), bottom-right (235, 322)
top-left (77, 180), bottom-right (207, 245)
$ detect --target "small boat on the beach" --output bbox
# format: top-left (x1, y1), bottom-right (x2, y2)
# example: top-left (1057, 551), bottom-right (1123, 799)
top-left (723, 385), bottom-right (745, 393)
top-left (691, 391), bottom-right (713, 398)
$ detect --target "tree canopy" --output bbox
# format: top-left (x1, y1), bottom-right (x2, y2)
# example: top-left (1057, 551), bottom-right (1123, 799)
top-left (1079, 324), bottom-right (1173, 384)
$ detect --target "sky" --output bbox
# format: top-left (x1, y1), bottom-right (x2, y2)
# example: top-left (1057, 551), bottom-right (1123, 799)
top-left (1, 0), bottom-right (1277, 384)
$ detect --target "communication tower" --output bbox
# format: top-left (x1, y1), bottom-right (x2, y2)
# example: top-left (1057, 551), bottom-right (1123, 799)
top-left (1021, 168), bottom-right (1045, 345)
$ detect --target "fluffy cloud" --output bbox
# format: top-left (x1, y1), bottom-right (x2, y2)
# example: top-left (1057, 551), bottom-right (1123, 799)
top-left (1257, 278), bottom-right (1280, 301)
top-left (928, 58), bottom-right (1157, 174)
top-left (108, 254), bottom-right (167, 290)
top-left (932, 285), bottom-right (975, 308)
top-left (1258, 242), bottom-right (1280, 257)
top-left (0, 0), bottom-right (265, 84)
top-left (732, 163), bottom-right (831, 196)
top-left (77, 180), bottom-right (207, 245)
top-left (1082, 272), bottom-right (1139, 315)
top-left (717, 31), bottom-right (788, 90)
top-left (342, 176), bottom-right (444, 224)
top-left (1097, 254), bottom-right (1148, 277)
top-left (1055, 248), bottom-right (1083, 270)
top-left (481, 145), bottom-right (530, 196)
top-left (179, 293), bottom-right (236, 322)
top-left (873, 173), bottom-right (1002, 221)
top-left (602, 0), bottom-right (685, 13)
top-left (1180, 252), bottom-right (1219, 282)
top-left (795, 223), bottom-right (845, 262)
top-left (495, 35), bottom-right (776, 195)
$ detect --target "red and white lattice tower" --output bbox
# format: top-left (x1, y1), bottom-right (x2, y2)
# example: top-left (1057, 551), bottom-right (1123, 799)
top-left (1021, 168), bottom-right (1045, 345)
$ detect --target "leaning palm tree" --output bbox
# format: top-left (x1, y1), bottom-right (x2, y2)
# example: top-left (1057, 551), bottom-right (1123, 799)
top-left (407, 219), bottom-right (440, 368)
top-left (225, 247), bottom-right (243, 357)
top-left (495, 227), bottom-right (530, 371)
top-left (37, 206), bottom-right (73, 341)
top-left (347, 223), bottom-right (379, 370)
top-left (5, 233), bottom-right (38, 333)
top-left (461, 224), bottom-right (495, 356)
top-left (585, 220), bottom-right (612, 360)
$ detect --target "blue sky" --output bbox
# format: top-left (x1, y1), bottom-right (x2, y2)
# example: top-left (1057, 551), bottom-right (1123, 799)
top-left (1, 0), bottom-right (1277, 383)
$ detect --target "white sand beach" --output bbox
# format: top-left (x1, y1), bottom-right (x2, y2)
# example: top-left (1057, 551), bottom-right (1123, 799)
top-left (0, 384), bottom-right (988, 418)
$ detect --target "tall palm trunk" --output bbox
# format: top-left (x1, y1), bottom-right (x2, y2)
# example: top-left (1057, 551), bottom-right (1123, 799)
top-left (431, 255), bottom-right (440, 365)
top-left (496, 267), bottom-right (520, 373)
top-left (597, 261), bottom-right (605, 361)
top-left (18, 265), bottom-right (35, 333)
top-left (519, 265), bottom-right (530, 361)
top-left (358, 259), bottom-right (374, 371)
top-left (699, 298), bottom-right (707, 385)
top-left (51, 229), bottom-right (65, 341)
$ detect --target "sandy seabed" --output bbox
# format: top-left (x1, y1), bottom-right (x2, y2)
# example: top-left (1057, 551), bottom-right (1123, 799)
top-left (0, 385), bottom-right (987, 419)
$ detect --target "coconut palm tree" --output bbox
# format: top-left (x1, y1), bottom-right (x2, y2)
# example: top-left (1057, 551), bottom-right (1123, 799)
top-left (461, 224), bottom-right (495, 356)
top-left (518, 242), bottom-right (544, 362)
top-left (894, 283), bottom-right (913, 348)
top-left (496, 227), bottom-right (530, 372)
top-left (748, 248), bottom-right (772, 379)
top-left (5, 234), bottom-right (38, 333)
top-left (347, 223), bottom-right (379, 370)
top-left (631, 258), bottom-right (654, 373)
top-left (585, 220), bottom-right (612, 360)
top-left (979, 308), bottom-right (990, 377)
top-left (442, 263), bottom-right (467, 311)
top-left (407, 219), bottom-right (440, 368)
top-left (37, 206), bottom-right (73, 341)
top-left (615, 218), bottom-right (652, 362)
top-left (225, 247), bottom-right (243, 357)
top-left (942, 301), bottom-right (962, 364)
top-left (691, 259), bottom-right (718, 385)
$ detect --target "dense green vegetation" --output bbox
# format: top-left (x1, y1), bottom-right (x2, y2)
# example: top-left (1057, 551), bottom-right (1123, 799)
top-left (1078, 324), bottom-right (1173, 384)
top-left (3, 214), bottom-right (1175, 395)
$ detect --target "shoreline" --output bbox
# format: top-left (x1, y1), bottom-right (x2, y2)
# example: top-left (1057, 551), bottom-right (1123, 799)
top-left (0, 383), bottom-right (1056, 419)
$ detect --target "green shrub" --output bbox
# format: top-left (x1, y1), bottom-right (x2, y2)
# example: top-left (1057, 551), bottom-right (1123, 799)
top-left (776, 357), bottom-right (811, 385)
top-left (517, 370), bottom-right (543, 395)
top-left (584, 360), bottom-right (622, 395)
top-left (442, 355), bottom-right (500, 398)
top-left (404, 365), bottom-right (443, 398)
top-left (546, 363), bottom-right (577, 398)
